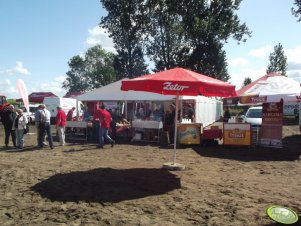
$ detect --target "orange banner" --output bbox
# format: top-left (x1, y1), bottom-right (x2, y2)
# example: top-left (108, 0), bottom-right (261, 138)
top-left (223, 123), bottom-right (251, 146)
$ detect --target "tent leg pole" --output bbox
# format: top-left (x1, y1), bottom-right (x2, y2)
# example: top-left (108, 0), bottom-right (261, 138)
top-left (173, 94), bottom-right (179, 165)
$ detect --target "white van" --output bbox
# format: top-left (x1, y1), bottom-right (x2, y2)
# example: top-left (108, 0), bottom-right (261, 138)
top-left (43, 97), bottom-right (83, 124)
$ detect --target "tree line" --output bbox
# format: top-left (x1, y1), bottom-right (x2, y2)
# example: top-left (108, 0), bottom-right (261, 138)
top-left (63, 0), bottom-right (300, 92)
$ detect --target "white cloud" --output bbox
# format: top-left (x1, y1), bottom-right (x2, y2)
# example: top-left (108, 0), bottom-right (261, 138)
top-left (86, 26), bottom-right (116, 53)
top-left (228, 57), bottom-right (249, 67)
top-left (248, 45), bottom-right (272, 59)
top-left (285, 45), bottom-right (301, 84)
top-left (32, 75), bottom-right (67, 97)
top-left (1, 75), bottom-right (68, 99)
top-left (0, 61), bottom-right (31, 76)
top-left (286, 45), bottom-right (301, 64)
top-left (0, 79), bottom-right (18, 98)
top-left (229, 67), bottom-right (266, 90)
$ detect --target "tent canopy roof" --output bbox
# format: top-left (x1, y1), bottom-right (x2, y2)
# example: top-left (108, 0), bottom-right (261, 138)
top-left (77, 80), bottom-right (175, 102)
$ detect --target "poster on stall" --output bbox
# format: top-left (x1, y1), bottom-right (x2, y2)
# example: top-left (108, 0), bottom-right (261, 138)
top-left (223, 123), bottom-right (251, 146)
top-left (259, 101), bottom-right (283, 148)
top-left (177, 123), bottom-right (201, 144)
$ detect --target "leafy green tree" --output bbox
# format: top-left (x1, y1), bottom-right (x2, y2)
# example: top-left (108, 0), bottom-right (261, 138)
top-left (100, 0), bottom-right (149, 78)
top-left (113, 47), bottom-right (149, 80)
top-left (84, 45), bottom-right (116, 87)
top-left (63, 56), bottom-right (88, 92)
top-left (292, 0), bottom-right (301, 21)
top-left (144, 0), bottom-right (188, 72)
top-left (242, 77), bottom-right (252, 87)
top-left (99, 0), bottom-right (250, 81)
top-left (266, 43), bottom-right (288, 76)
top-left (63, 45), bottom-right (116, 92)
top-left (180, 0), bottom-right (251, 80)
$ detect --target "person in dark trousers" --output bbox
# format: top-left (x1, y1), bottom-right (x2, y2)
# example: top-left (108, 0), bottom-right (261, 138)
top-left (223, 106), bottom-right (231, 122)
top-left (1, 104), bottom-right (17, 148)
top-left (93, 104), bottom-right (115, 148)
top-left (39, 104), bottom-right (54, 149)
top-left (108, 109), bottom-right (118, 141)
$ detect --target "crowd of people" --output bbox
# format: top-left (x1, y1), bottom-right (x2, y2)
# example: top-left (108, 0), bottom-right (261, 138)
top-left (0, 103), bottom-right (68, 150)
top-left (1, 101), bottom-right (199, 149)
top-left (1, 103), bottom-right (119, 150)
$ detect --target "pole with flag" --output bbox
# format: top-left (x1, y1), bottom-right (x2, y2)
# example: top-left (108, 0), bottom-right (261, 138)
top-left (16, 79), bottom-right (30, 114)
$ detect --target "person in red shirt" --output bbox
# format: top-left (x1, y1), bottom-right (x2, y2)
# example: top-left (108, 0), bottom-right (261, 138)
top-left (66, 107), bottom-right (75, 121)
top-left (93, 104), bottom-right (115, 148)
top-left (55, 106), bottom-right (67, 146)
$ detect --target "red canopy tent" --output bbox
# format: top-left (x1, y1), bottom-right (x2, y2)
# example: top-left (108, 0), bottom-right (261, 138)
top-left (16, 92), bottom-right (57, 103)
top-left (121, 67), bottom-right (236, 168)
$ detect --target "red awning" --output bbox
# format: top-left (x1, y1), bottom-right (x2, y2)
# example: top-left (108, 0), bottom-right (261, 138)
top-left (121, 67), bottom-right (236, 97)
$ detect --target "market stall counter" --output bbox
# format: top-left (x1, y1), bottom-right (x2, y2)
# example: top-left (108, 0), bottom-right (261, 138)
top-left (65, 121), bottom-right (90, 141)
top-left (131, 120), bottom-right (163, 142)
top-left (202, 128), bottom-right (223, 140)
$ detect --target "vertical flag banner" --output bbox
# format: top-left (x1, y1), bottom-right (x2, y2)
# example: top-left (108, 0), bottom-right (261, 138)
top-left (16, 79), bottom-right (29, 113)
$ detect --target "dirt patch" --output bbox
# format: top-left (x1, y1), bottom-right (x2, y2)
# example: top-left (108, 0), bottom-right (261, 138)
top-left (0, 125), bottom-right (300, 225)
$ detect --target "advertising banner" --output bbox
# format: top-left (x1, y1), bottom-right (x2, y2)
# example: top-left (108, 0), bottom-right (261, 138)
top-left (223, 123), bottom-right (251, 146)
top-left (259, 101), bottom-right (283, 148)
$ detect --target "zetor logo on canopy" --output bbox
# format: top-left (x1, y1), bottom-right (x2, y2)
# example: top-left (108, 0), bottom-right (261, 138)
top-left (163, 82), bottom-right (189, 91)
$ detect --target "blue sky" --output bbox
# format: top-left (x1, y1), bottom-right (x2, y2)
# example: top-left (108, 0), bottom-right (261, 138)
top-left (0, 0), bottom-right (300, 99)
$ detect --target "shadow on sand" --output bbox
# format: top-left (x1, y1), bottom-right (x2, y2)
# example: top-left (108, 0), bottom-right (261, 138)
top-left (31, 167), bottom-right (181, 203)
top-left (192, 134), bottom-right (301, 162)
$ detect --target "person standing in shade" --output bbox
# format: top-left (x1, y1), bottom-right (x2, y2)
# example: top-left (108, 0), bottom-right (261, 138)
top-left (55, 106), bottom-right (66, 146)
top-left (1, 104), bottom-right (17, 148)
top-left (15, 109), bottom-right (28, 149)
top-left (187, 104), bottom-right (195, 122)
top-left (40, 104), bottom-right (54, 149)
top-left (223, 106), bottom-right (231, 122)
top-left (93, 104), bottom-right (115, 148)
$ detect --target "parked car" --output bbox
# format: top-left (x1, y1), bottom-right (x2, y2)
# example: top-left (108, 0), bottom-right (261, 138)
top-left (241, 106), bottom-right (263, 126)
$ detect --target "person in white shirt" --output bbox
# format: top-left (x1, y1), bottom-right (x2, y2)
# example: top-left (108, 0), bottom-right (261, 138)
top-left (15, 108), bottom-right (28, 149)
top-left (40, 104), bottom-right (54, 149)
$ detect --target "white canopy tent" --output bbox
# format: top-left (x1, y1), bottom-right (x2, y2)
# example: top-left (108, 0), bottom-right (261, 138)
top-left (77, 80), bottom-right (222, 127)
top-left (181, 96), bottom-right (223, 127)
top-left (77, 80), bottom-right (175, 101)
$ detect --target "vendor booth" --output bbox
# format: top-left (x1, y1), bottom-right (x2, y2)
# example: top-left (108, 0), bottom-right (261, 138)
top-left (121, 67), bottom-right (236, 169)
top-left (223, 72), bottom-right (301, 148)
top-left (76, 79), bottom-right (224, 144)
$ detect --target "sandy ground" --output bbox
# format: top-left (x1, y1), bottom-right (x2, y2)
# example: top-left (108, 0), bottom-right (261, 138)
top-left (0, 124), bottom-right (301, 226)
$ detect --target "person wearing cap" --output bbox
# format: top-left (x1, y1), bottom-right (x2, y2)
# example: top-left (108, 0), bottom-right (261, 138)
top-left (55, 106), bottom-right (66, 146)
top-left (93, 104), bottom-right (115, 148)
top-left (39, 104), bottom-right (54, 149)
top-left (15, 108), bottom-right (28, 149)
top-left (1, 104), bottom-right (17, 148)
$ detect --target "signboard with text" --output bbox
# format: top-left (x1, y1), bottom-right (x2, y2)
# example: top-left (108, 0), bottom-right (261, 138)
top-left (223, 123), bottom-right (251, 146)
top-left (259, 101), bottom-right (283, 148)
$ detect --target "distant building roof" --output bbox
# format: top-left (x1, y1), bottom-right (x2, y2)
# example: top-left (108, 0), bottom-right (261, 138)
top-left (16, 92), bottom-right (57, 103)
